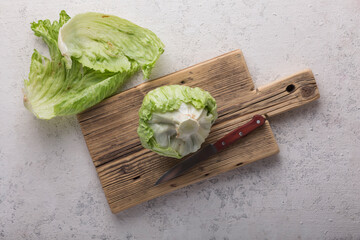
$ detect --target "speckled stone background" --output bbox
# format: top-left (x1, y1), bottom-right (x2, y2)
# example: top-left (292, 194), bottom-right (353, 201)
top-left (1, 0), bottom-right (360, 239)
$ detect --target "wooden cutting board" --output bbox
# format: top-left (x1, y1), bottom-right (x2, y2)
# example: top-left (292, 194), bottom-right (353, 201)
top-left (78, 50), bottom-right (319, 213)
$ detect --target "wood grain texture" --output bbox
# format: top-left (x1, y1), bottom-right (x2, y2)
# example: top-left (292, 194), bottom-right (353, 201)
top-left (78, 50), bottom-right (319, 213)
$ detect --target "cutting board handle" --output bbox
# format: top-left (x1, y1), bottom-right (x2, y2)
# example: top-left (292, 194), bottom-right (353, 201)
top-left (255, 69), bottom-right (320, 118)
top-left (219, 69), bottom-right (319, 124)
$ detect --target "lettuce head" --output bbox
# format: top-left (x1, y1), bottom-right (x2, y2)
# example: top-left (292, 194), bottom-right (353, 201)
top-left (137, 85), bottom-right (218, 159)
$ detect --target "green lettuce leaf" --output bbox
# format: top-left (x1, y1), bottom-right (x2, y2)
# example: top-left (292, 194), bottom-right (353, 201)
top-left (58, 12), bottom-right (164, 78)
top-left (137, 85), bottom-right (217, 159)
top-left (24, 11), bottom-right (163, 119)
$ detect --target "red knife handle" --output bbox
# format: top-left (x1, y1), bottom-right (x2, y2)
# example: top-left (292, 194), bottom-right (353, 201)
top-left (213, 115), bottom-right (266, 151)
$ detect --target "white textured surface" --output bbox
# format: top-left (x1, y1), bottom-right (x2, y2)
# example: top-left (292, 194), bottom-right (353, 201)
top-left (1, 0), bottom-right (360, 239)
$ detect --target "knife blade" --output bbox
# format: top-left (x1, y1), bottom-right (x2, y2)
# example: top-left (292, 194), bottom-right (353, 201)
top-left (155, 115), bottom-right (266, 185)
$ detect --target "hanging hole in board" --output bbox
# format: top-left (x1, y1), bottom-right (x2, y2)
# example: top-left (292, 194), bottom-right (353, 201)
top-left (286, 84), bottom-right (295, 93)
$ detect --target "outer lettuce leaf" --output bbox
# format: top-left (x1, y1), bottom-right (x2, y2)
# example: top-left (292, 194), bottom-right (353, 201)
top-left (58, 12), bottom-right (164, 78)
top-left (137, 85), bottom-right (217, 159)
top-left (24, 11), bottom-right (162, 119)
top-left (30, 11), bottom-right (70, 61)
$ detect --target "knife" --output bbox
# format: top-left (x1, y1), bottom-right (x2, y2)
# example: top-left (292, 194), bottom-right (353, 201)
top-left (155, 115), bottom-right (266, 185)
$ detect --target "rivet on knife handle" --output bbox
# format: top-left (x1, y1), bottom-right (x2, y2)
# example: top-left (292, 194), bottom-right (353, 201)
top-left (213, 115), bottom-right (266, 151)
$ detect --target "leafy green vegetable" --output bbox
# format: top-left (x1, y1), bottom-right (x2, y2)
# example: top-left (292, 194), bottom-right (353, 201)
top-left (137, 85), bottom-right (217, 159)
top-left (24, 11), bottom-right (164, 119)
top-left (58, 12), bottom-right (164, 78)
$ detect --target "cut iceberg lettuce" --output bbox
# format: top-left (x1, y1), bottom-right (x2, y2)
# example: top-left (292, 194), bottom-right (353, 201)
top-left (58, 12), bottom-right (164, 78)
top-left (24, 11), bottom-right (164, 119)
top-left (137, 85), bottom-right (218, 159)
